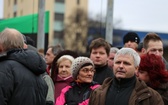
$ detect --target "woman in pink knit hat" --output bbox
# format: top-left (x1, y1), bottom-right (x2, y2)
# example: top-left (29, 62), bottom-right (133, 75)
top-left (56, 56), bottom-right (100, 105)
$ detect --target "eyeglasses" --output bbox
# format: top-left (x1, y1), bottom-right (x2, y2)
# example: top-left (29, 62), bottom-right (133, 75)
top-left (81, 68), bottom-right (95, 73)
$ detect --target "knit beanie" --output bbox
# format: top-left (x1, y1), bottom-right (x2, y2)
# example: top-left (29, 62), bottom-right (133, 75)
top-left (123, 32), bottom-right (140, 44)
top-left (71, 57), bottom-right (94, 80)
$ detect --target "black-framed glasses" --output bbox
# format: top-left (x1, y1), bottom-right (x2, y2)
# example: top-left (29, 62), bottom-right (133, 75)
top-left (81, 68), bottom-right (95, 73)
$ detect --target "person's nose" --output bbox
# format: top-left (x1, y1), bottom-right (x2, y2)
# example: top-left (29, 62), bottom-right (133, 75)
top-left (95, 53), bottom-right (100, 57)
top-left (62, 67), bottom-right (66, 71)
top-left (119, 62), bottom-right (124, 68)
top-left (87, 71), bottom-right (94, 76)
top-left (44, 55), bottom-right (47, 59)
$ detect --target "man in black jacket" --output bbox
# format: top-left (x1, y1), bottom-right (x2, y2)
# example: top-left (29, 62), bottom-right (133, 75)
top-left (89, 38), bottom-right (114, 84)
top-left (0, 28), bottom-right (48, 105)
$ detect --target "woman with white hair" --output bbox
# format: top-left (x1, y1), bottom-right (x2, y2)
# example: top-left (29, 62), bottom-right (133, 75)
top-left (53, 55), bottom-right (75, 101)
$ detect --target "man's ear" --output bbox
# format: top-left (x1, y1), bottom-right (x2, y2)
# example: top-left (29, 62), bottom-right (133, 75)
top-left (134, 66), bottom-right (139, 76)
top-left (24, 43), bottom-right (28, 49)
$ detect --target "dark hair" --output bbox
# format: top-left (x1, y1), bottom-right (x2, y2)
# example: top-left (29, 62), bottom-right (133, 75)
top-left (48, 44), bottom-right (64, 56)
top-left (139, 54), bottom-right (168, 89)
top-left (143, 33), bottom-right (162, 49)
top-left (137, 42), bottom-right (143, 52)
top-left (89, 38), bottom-right (111, 56)
top-left (25, 36), bottom-right (35, 46)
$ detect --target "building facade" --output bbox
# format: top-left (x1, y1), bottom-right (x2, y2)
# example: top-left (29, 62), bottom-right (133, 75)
top-left (3, 0), bottom-right (88, 53)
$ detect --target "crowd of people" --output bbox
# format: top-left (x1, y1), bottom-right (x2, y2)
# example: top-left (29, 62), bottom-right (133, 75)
top-left (0, 28), bottom-right (168, 105)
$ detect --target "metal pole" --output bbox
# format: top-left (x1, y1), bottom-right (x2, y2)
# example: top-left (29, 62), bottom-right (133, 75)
top-left (105, 0), bottom-right (114, 45)
top-left (37, 0), bottom-right (45, 49)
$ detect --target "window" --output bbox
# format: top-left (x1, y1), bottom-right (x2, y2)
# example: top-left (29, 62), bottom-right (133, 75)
top-left (8, 0), bottom-right (10, 6)
top-left (76, 32), bottom-right (81, 40)
top-left (75, 14), bottom-right (80, 22)
top-left (54, 31), bottom-right (64, 39)
top-left (77, 0), bottom-right (80, 5)
top-left (14, 0), bottom-right (17, 5)
top-left (13, 12), bottom-right (17, 17)
top-left (55, 0), bottom-right (65, 3)
top-left (54, 13), bottom-right (64, 21)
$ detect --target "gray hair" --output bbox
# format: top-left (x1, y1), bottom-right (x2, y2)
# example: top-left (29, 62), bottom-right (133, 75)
top-left (57, 55), bottom-right (75, 66)
top-left (48, 44), bottom-right (64, 56)
top-left (114, 48), bottom-right (140, 67)
top-left (110, 47), bottom-right (119, 53)
top-left (0, 28), bottom-right (24, 51)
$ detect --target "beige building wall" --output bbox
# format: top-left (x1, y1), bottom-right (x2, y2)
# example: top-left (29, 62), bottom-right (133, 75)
top-left (3, 0), bottom-right (55, 45)
top-left (64, 0), bottom-right (88, 24)
top-left (4, 0), bottom-right (38, 18)
top-left (3, 0), bottom-right (88, 52)
top-left (64, 0), bottom-right (88, 53)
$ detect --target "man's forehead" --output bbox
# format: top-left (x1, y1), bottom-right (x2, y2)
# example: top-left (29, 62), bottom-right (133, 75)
top-left (115, 54), bottom-right (134, 60)
top-left (147, 45), bottom-right (163, 50)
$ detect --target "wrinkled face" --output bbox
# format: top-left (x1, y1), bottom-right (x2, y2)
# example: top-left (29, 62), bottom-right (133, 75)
top-left (136, 70), bottom-right (149, 83)
top-left (58, 59), bottom-right (72, 78)
top-left (108, 52), bottom-right (116, 69)
top-left (113, 54), bottom-right (138, 80)
top-left (90, 46), bottom-right (108, 67)
top-left (124, 41), bottom-right (138, 50)
top-left (77, 65), bottom-right (95, 83)
top-left (145, 40), bottom-right (163, 56)
top-left (45, 48), bottom-right (55, 65)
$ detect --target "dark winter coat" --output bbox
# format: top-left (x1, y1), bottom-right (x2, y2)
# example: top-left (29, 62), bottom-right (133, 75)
top-left (56, 81), bottom-right (100, 105)
top-left (0, 49), bottom-right (48, 105)
top-left (155, 82), bottom-right (168, 105)
top-left (94, 64), bottom-right (114, 85)
top-left (89, 77), bottom-right (164, 105)
top-left (54, 75), bottom-right (73, 101)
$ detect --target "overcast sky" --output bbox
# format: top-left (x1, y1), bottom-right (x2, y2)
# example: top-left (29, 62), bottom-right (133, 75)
top-left (1, 0), bottom-right (168, 33)
top-left (89, 0), bottom-right (168, 33)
